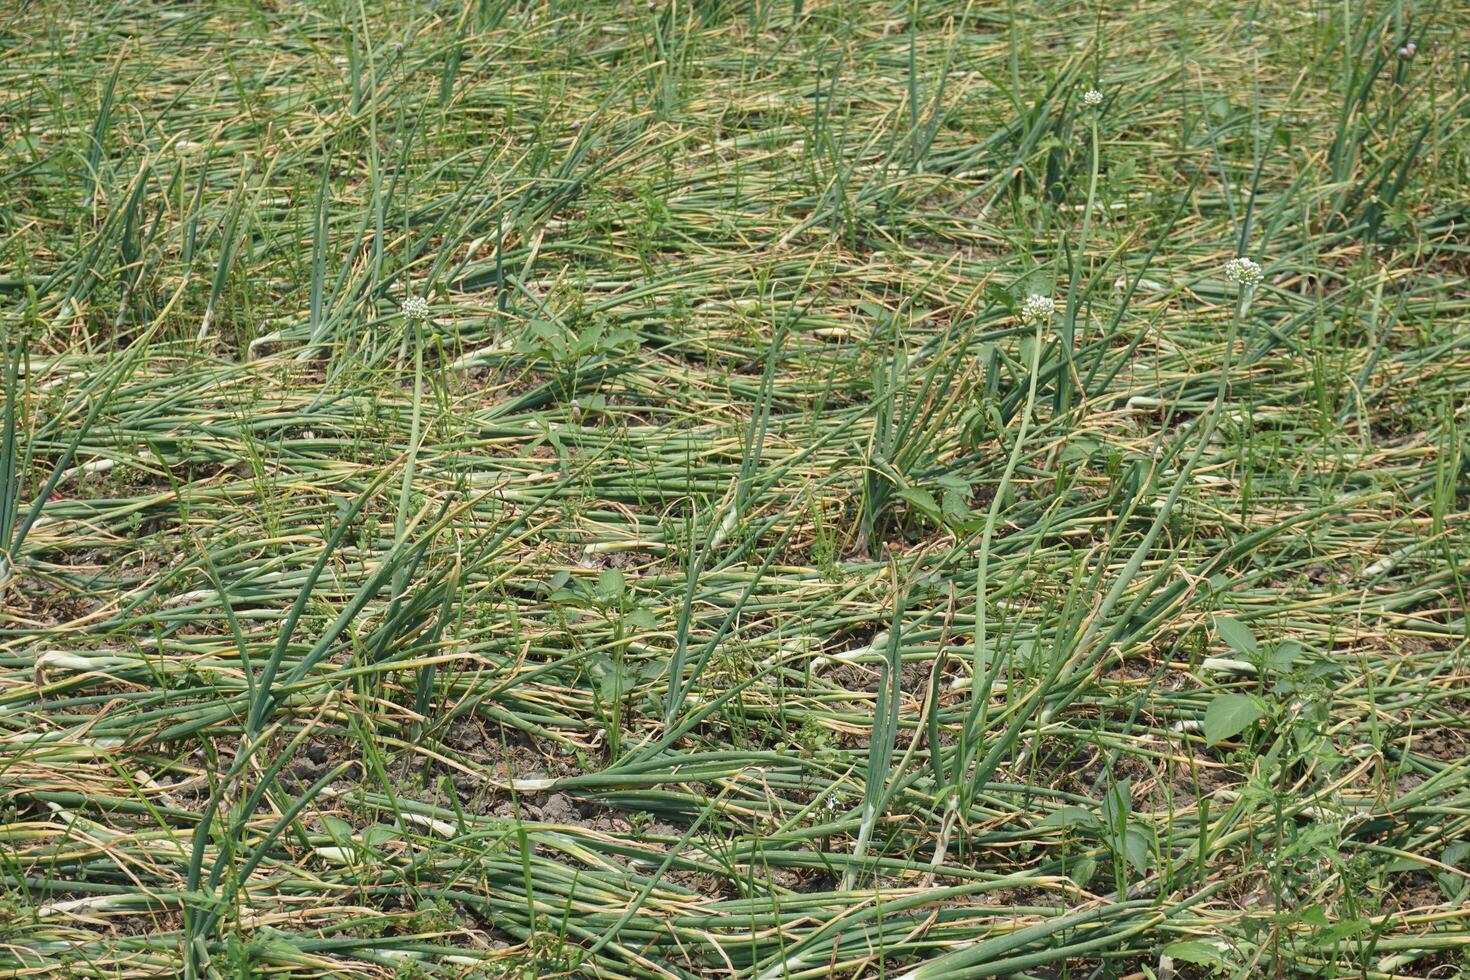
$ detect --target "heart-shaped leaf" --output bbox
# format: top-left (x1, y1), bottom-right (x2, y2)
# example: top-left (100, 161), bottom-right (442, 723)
top-left (1204, 693), bottom-right (1264, 745)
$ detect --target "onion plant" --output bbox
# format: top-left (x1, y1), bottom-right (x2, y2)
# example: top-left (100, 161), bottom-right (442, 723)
top-left (2, 0), bottom-right (1469, 977)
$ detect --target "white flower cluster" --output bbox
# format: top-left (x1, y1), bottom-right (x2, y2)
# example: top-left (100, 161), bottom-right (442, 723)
top-left (1020, 293), bottom-right (1057, 326)
top-left (402, 296), bottom-right (431, 322)
top-left (1223, 257), bottom-right (1263, 288)
top-left (1082, 89), bottom-right (1103, 107)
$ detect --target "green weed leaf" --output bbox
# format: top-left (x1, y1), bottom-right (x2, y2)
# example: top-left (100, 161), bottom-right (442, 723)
top-left (1214, 616), bottom-right (1258, 656)
top-left (1204, 693), bottom-right (1264, 745)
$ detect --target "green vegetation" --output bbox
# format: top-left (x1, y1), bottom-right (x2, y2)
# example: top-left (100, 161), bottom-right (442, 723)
top-left (2, 0), bottom-right (1469, 976)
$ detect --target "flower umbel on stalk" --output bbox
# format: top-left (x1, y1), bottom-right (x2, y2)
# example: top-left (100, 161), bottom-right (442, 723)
top-left (1020, 293), bottom-right (1056, 327)
top-left (947, 284), bottom-right (1054, 831)
top-left (402, 295), bottom-right (431, 323)
top-left (1082, 88), bottom-right (1103, 107)
top-left (1223, 257), bottom-right (1263, 289)
top-left (1224, 256), bottom-right (1264, 317)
